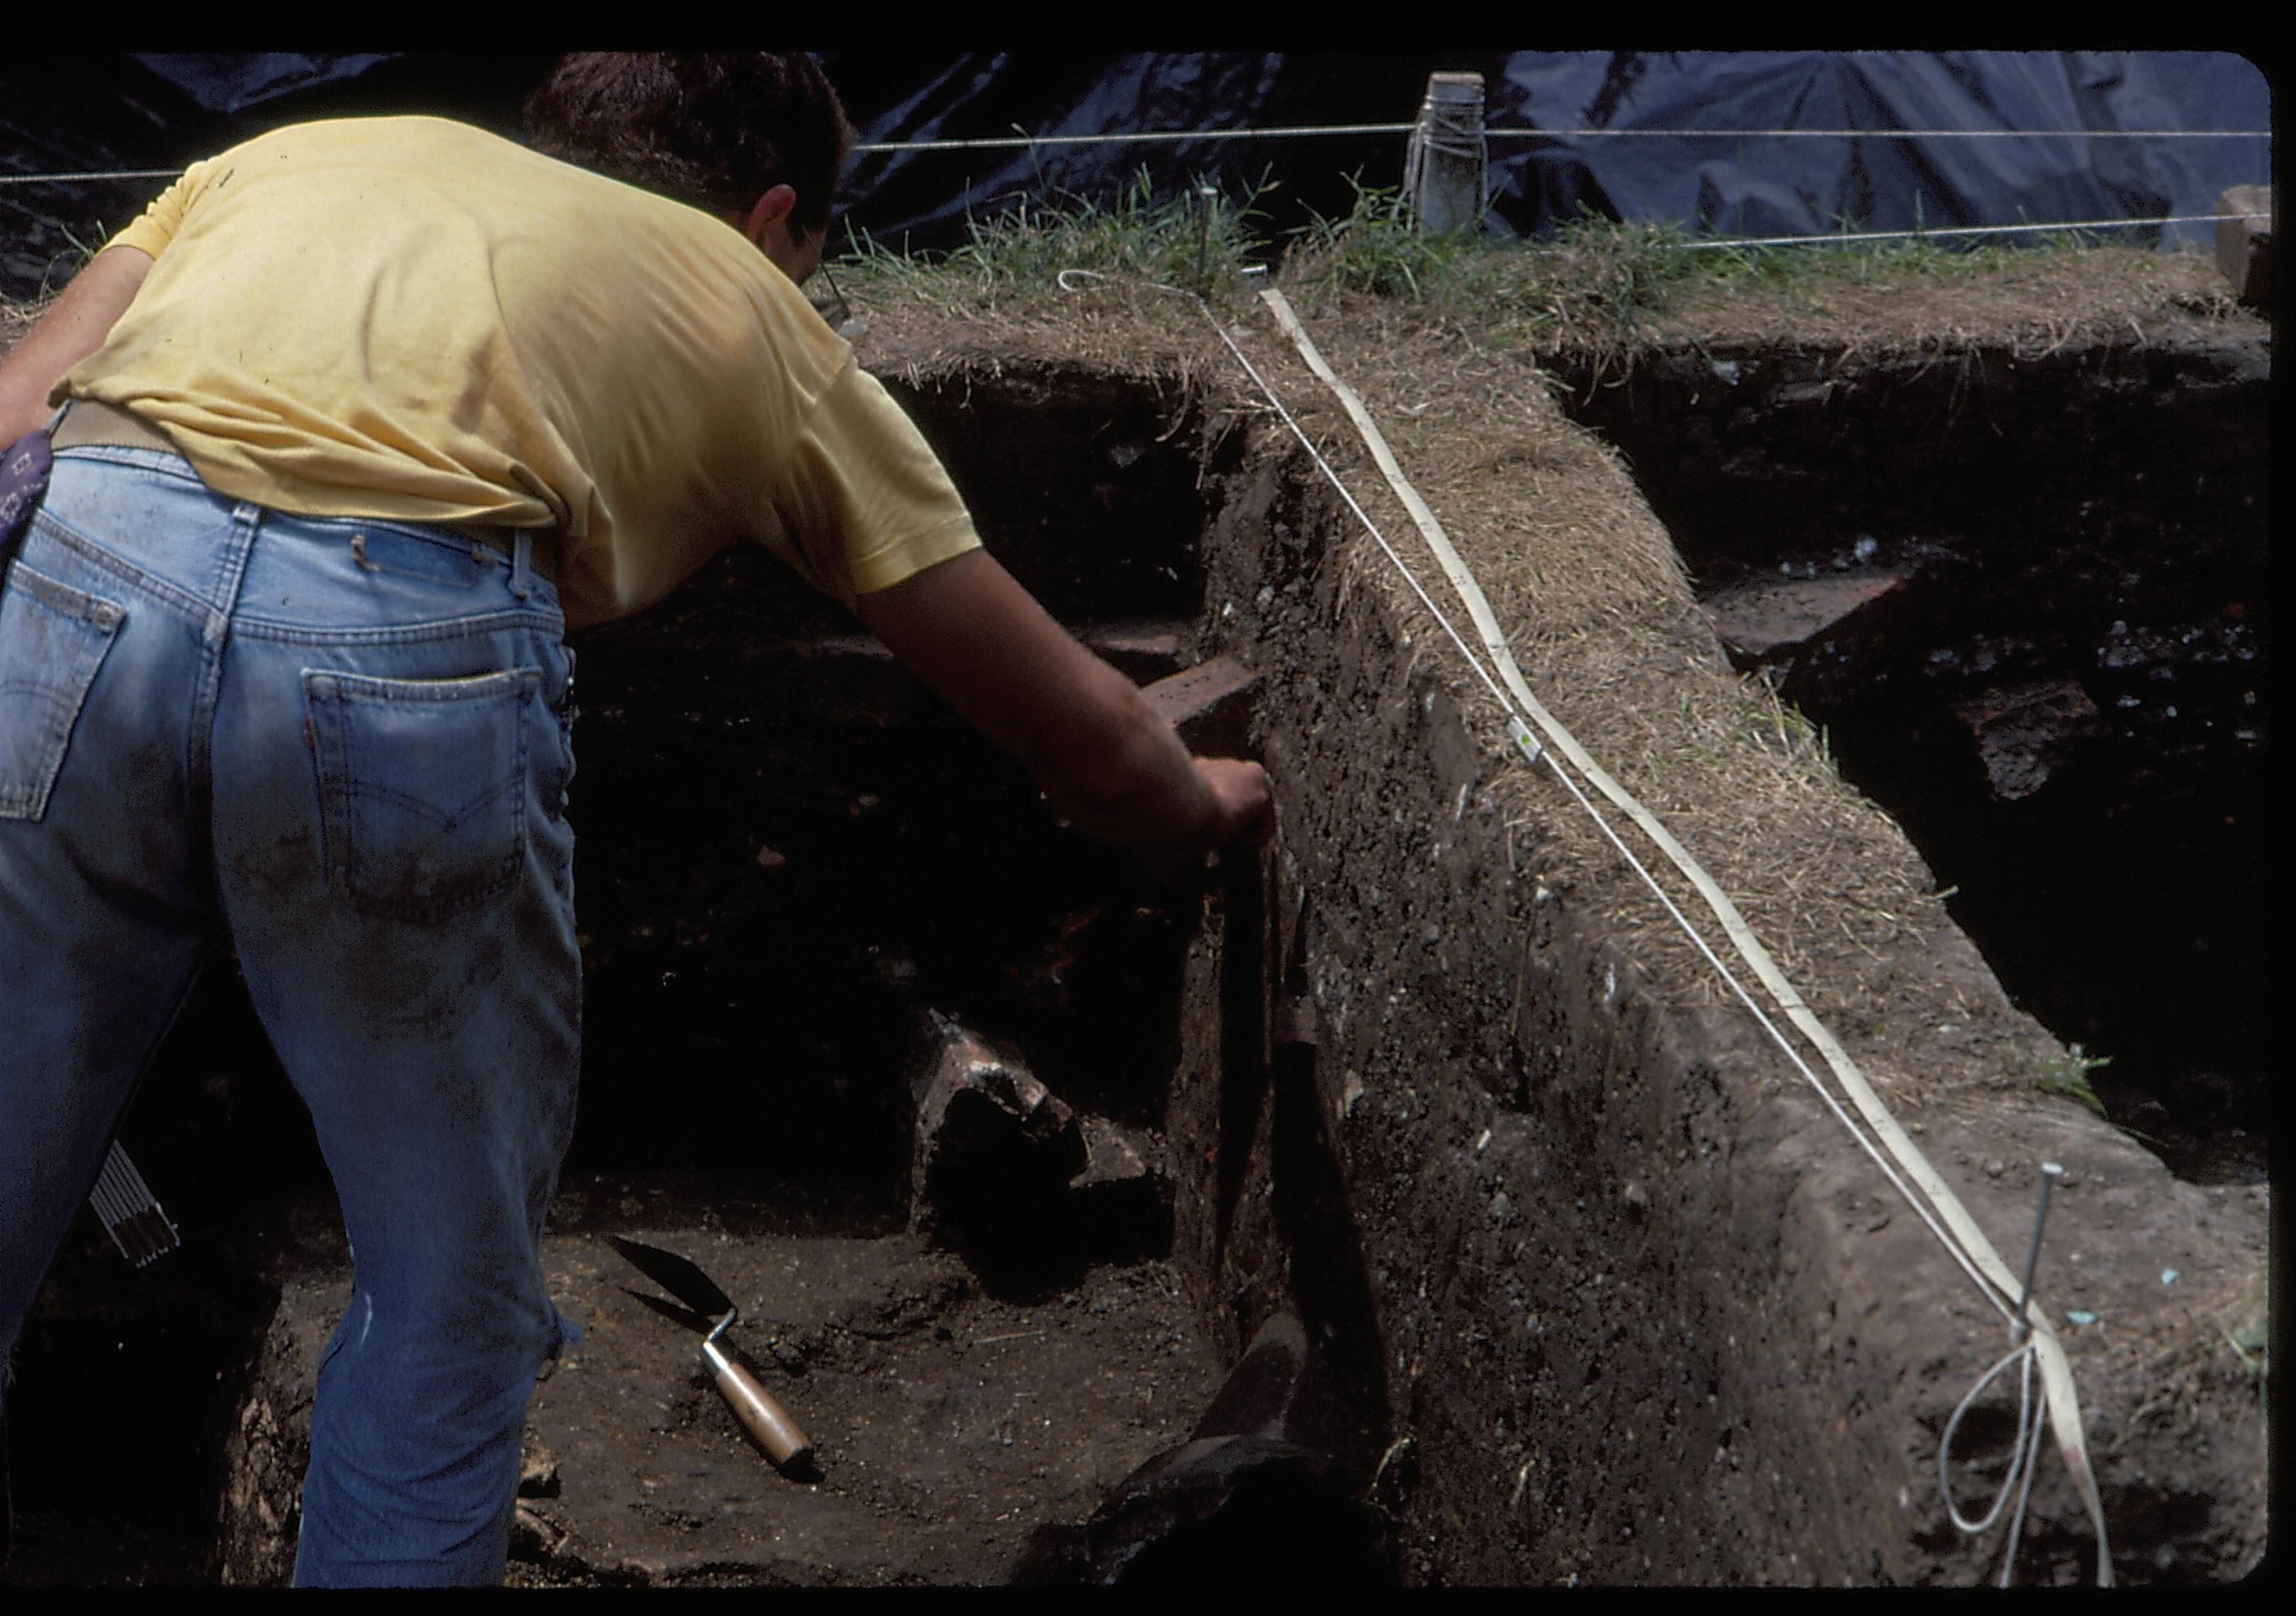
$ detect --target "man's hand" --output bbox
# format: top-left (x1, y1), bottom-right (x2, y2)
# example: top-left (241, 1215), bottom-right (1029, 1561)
top-left (0, 246), bottom-right (153, 442)
top-left (853, 549), bottom-right (1273, 866)
top-left (1195, 756), bottom-right (1276, 850)
top-left (1135, 756), bottom-right (1274, 887)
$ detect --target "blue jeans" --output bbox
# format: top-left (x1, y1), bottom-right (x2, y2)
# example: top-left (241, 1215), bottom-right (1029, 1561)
top-left (0, 444), bottom-right (582, 1586)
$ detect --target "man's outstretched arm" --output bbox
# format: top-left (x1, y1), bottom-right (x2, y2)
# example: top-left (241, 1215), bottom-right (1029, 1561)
top-left (852, 548), bottom-right (1273, 864)
top-left (0, 246), bottom-right (153, 443)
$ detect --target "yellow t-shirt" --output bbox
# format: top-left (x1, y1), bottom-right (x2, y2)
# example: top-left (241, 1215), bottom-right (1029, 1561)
top-left (58, 116), bottom-right (980, 629)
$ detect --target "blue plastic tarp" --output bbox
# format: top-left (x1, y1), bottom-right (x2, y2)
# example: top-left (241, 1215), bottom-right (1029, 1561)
top-left (825, 51), bottom-right (2268, 252)
top-left (1482, 51), bottom-right (2271, 249)
top-left (1, 51), bottom-right (2272, 303)
top-left (125, 54), bottom-right (403, 116)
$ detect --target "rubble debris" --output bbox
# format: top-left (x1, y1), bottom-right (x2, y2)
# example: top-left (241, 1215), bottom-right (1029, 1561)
top-left (1950, 678), bottom-right (2102, 802)
top-left (907, 1015), bottom-right (1174, 1281)
top-left (738, 619), bottom-right (1192, 736)
top-left (1071, 1116), bottom-right (1149, 1191)
top-left (1066, 1116), bottom-right (1174, 1272)
top-left (510, 1501), bottom-right (565, 1561)
top-left (216, 1272), bottom-right (340, 1586)
top-left (1701, 569), bottom-right (1914, 703)
top-left (1079, 620), bottom-right (1190, 685)
top-left (520, 1431), bottom-right (561, 1499)
top-left (909, 1014), bottom-right (1086, 1238)
top-left (1140, 656), bottom-right (1261, 757)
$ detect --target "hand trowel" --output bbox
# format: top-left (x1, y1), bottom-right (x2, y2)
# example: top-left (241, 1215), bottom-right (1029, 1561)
top-left (606, 1235), bottom-right (815, 1473)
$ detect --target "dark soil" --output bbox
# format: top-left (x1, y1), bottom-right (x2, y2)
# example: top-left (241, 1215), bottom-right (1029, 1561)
top-left (1546, 332), bottom-right (2270, 1184)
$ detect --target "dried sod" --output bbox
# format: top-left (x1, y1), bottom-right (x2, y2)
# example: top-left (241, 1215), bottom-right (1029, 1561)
top-left (1, 292), bottom-right (43, 357)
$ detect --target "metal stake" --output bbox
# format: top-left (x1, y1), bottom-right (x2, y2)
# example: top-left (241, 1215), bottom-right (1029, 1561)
top-left (2013, 1162), bottom-right (2064, 1340)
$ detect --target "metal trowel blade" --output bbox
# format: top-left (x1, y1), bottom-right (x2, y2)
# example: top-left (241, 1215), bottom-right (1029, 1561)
top-left (606, 1235), bottom-right (734, 1320)
top-left (624, 1287), bottom-right (719, 1336)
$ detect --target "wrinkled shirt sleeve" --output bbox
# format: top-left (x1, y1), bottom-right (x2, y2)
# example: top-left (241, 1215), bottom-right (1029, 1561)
top-left (106, 161), bottom-right (211, 261)
top-left (762, 361), bottom-right (983, 607)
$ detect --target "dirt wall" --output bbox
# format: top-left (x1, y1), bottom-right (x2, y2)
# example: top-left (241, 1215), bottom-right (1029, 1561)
top-left (1141, 393), bottom-right (2267, 1584)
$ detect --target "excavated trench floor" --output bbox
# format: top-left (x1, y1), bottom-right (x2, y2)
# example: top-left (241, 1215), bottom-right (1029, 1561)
top-left (1546, 331), bottom-right (2269, 1183)
top-left (241, 1182), bottom-right (1226, 1588)
top-left (3, 325), bottom-right (2269, 1587)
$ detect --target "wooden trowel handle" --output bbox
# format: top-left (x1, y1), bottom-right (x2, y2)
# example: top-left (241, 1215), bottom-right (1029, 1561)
top-left (702, 1337), bottom-right (814, 1469)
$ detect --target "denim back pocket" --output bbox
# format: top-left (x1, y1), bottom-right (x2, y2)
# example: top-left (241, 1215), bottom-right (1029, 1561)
top-left (303, 665), bottom-right (542, 923)
top-left (0, 561), bottom-right (128, 821)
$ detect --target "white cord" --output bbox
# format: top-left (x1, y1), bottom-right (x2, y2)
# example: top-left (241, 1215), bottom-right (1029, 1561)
top-left (1938, 1334), bottom-right (2062, 1587)
top-left (1682, 211), bottom-right (2268, 249)
top-left (1941, 1341), bottom-right (2040, 1536)
top-left (849, 123), bottom-right (2270, 157)
top-left (0, 167), bottom-right (184, 186)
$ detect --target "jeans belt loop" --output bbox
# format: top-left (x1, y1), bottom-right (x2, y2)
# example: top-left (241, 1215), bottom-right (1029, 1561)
top-left (452, 523), bottom-right (559, 586)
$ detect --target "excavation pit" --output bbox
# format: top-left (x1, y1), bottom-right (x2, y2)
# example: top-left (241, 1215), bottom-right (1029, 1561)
top-left (1546, 333), bottom-right (2270, 1184)
top-left (4, 288), bottom-right (2268, 1587)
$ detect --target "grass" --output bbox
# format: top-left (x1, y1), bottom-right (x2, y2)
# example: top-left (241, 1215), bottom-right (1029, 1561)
top-left (833, 167), bottom-right (1272, 315)
top-left (3, 225), bottom-right (114, 356)
top-left (2035, 1043), bottom-right (2111, 1116)
top-left (1281, 186), bottom-right (2230, 361)
top-left (1283, 184), bottom-right (1695, 347)
top-left (1734, 685), bottom-right (1835, 771)
top-left (828, 176), bottom-right (2234, 370)
top-left (831, 174), bottom-right (1706, 351)
top-left (8, 167), bottom-right (2241, 370)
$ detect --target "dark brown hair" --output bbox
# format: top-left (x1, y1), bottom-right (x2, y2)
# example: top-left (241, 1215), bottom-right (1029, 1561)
top-left (522, 53), bottom-right (855, 238)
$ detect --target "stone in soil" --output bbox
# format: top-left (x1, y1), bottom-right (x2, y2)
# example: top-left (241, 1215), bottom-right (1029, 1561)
top-left (908, 1014), bottom-right (1086, 1236)
top-left (1012, 1312), bottom-right (1392, 1586)
top-left (906, 1014), bottom-right (1172, 1281)
top-left (1700, 567), bottom-right (1926, 709)
top-left (1949, 677), bottom-right (2103, 802)
top-left (1704, 569), bottom-right (1909, 661)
